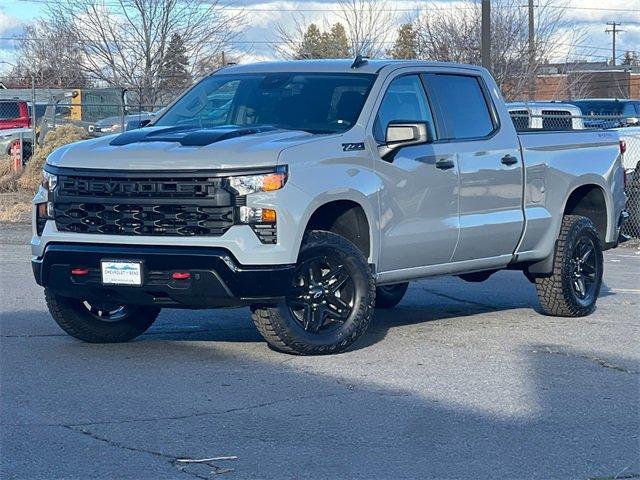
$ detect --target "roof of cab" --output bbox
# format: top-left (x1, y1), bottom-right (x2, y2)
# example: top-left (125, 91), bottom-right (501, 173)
top-left (214, 59), bottom-right (485, 75)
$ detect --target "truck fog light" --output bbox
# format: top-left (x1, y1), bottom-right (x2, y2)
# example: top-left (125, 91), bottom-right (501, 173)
top-left (239, 206), bottom-right (276, 223)
top-left (36, 202), bottom-right (54, 236)
top-left (37, 202), bottom-right (54, 218)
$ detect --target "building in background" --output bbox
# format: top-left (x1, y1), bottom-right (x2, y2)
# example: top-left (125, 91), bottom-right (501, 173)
top-left (531, 62), bottom-right (640, 100)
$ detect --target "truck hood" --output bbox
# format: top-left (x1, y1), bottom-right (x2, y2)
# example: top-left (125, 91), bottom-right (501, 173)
top-left (47, 126), bottom-right (319, 171)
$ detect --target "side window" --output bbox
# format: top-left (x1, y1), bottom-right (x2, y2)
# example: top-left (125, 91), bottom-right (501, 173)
top-left (427, 74), bottom-right (496, 139)
top-left (373, 75), bottom-right (436, 143)
top-left (622, 102), bottom-right (635, 117)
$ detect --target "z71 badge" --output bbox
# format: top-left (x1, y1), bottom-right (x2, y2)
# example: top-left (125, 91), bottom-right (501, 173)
top-left (342, 142), bottom-right (365, 152)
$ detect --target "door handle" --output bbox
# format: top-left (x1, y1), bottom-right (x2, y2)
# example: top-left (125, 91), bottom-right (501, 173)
top-left (435, 158), bottom-right (455, 170)
top-left (501, 154), bottom-right (518, 166)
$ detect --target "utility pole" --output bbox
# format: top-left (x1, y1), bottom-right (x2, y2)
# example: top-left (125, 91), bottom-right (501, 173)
top-left (605, 22), bottom-right (624, 66)
top-left (481, 0), bottom-right (491, 71)
top-left (528, 0), bottom-right (536, 100)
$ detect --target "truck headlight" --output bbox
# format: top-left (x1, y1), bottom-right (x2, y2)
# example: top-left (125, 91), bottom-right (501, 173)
top-left (41, 171), bottom-right (57, 192)
top-left (228, 171), bottom-right (287, 196)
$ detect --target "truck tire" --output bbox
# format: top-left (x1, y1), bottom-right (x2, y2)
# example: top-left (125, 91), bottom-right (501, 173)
top-left (251, 230), bottom-right (375, 355)
top-left (45, 289), bottom-right (160, 343)
top-left (534, 215), bottom-right (603, 317)
top-left (375, 283), bottom-right (409, 308)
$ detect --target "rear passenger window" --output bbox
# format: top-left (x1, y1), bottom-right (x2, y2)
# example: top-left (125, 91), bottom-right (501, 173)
top-left (427, 74), bottom-right (495, 139)
top-left (373, 75), bottom-right (435, 143)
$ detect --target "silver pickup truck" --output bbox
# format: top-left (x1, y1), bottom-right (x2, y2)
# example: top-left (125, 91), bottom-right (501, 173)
top-left (31, 59), bottom-right (628, 355)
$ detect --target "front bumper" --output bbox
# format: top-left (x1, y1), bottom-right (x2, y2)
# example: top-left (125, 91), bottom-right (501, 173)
top-left (33, 243), bottom-right (295, 308)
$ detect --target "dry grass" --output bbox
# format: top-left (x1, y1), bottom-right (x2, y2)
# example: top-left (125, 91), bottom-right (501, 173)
top-left (0, 126), bottom-right (89, 221)
top-left (18, 125), bottom-right (89, 192)
top-left (0, 154), bottom-right (11, 177)
top-left (0, 192), bottom-right (32, 222)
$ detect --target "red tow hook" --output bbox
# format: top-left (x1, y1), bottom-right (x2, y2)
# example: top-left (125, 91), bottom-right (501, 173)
top-left (172, 272), bottom-right (191, 280)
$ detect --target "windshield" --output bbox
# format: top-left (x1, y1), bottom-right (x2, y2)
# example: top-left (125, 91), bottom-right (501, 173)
top-left (571, 100), bottom-right (628, 116)
top-left (155, 72), bottom-right (376, 134)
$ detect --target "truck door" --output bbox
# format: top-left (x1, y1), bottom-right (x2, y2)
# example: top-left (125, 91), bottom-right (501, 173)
top-left (372, 74), bottom-right (460, 272)
top-left (423, 73), bottom-right (524, 262)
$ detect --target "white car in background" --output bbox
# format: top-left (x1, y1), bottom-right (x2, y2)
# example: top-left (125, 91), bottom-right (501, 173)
top-left (507, 102), bottom-right (584, 131)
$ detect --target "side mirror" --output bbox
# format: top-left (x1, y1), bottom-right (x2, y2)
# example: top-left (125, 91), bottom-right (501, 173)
top-left (378, 121), bottom-right (432, 159)
top-left (125, 119), bottom-right (151, 131)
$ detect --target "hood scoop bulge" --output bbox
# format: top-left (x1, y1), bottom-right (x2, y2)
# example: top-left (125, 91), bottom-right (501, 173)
top-left (110, 125), bottom-right (278, 147)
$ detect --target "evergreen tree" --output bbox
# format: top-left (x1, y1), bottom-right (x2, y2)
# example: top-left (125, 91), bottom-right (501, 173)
top-left (298, 24), bottom-right (325, 59)
top-left (322, 23), bottom-right (351, 58)
top-left (389, 23), bottom-right (419, 60)
top-left (159, 33), bottom-right (192, 99)
top-left (295, 23), bottom-right (352, 59)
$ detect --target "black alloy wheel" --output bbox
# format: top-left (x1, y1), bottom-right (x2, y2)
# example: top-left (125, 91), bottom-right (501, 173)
top-left (534, 215), bottom-right (603, 317)
top-left (286, 255), bottom-right (355, 333)
top-left (569, 235), bottom-right (599, 304)
top-left (81, 301), bottom-right (131, 322)
top-left (45, 289), bottom-right (160, 343)
top-left (251, 230), bottom-right (375, 355)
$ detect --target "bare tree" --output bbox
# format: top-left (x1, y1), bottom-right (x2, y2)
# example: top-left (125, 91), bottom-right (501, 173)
top-left (411, 0), bottom-right (584, 100)
top-left (10, 19), bottom-right (90, 88)
top-left (337, 0), bottom-right (397, 58)
top-left (44, 0), bottom-right (246, 107)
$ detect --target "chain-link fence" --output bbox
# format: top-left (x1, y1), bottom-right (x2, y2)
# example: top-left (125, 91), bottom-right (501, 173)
top-left (621, 127), bottom-right (640, 239)
top-left (0, 88), bottom-right (167, 171)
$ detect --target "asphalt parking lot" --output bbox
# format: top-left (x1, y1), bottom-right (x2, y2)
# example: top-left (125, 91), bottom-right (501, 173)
top-left (1, 223), bottom-right (639, 480)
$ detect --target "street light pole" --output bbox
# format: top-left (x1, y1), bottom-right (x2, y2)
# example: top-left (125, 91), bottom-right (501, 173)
top-left (481, 0), bottom-right (491, 71)
top-left (528, 0), bottom-right (536, 100)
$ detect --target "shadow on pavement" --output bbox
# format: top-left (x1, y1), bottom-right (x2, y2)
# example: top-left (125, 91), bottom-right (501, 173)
top-left (1, 327), bottom-right (637, 480)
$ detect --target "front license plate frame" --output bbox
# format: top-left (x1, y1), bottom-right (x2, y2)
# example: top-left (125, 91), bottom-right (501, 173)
top-left (101, 260), bottom-right (143, 286)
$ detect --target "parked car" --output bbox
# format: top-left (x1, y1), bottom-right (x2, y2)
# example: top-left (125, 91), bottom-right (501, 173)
top-left (32, 59), bottom-right (628, 355)
top-left (0, 99), bottom-right (30, 130)
top-left (566, 99), bottom-right (640, 129)
top-left (89, 111), bottom-right (157, 136)
top-left (507, 101), bottom-right (584, 130)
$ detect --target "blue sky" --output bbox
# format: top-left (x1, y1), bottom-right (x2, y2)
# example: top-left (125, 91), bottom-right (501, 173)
top-left (1, 0), bottom-right (639, 75)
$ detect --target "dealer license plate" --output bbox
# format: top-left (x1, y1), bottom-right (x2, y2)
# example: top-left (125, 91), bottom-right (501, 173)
top-left (101, 260), bottom-right (143, 286)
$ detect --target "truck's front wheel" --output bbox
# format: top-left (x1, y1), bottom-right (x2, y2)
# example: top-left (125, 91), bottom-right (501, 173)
top-left (252, 230), bottom-right (375, 355)
top-left (45, 290), bottom-right (160, 343)
top-left (534, 215), bottom-right (603, 317)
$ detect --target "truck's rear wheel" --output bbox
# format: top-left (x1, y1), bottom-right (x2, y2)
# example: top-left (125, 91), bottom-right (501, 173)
top-left (251, 230), bottom-right (375, 355)
top-left (375, 283), bottom-right (409, 308)
top-left (534, 215), bottom-right (603, 317)
top-left (45, 289), bottom-right (160, 343)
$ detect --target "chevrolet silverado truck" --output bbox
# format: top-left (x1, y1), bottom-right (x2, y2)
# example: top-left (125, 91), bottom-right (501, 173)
top-left (31, 59), bottom-right (628, 355)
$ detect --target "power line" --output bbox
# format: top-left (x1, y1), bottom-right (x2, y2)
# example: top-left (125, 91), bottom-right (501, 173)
top-left (605, 22), bottom-right (625, 66)
top-left (6, 0), bottom-right (640, 13)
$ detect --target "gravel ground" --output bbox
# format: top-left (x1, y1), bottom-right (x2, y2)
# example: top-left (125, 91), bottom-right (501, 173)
top-left (1, 222), bottom-right (638, 480)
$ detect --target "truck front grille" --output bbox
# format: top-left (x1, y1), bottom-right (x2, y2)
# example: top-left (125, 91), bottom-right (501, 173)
top-left (52, 172), bottom-right (238, 237)
top-left (54, 203), bottom-right (235, 236)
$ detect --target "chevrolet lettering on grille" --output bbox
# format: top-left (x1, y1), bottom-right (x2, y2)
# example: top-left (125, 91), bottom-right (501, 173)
top-left (59, 178), bottom-right (212, 196)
